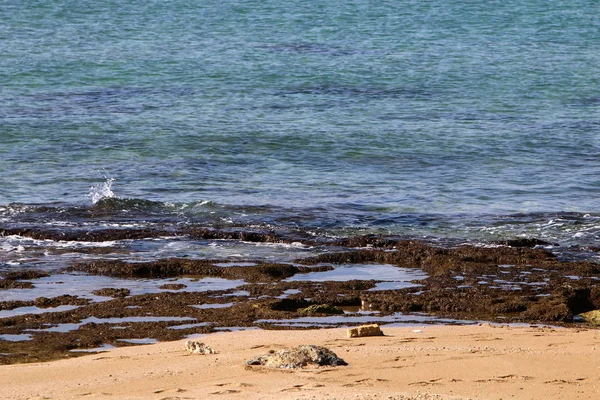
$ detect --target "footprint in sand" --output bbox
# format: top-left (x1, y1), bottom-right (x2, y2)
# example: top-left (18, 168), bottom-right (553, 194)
top-left (154, 388), bottom-right (187, 393)
top-left (475, 375), bottom-right (534, 383)
top-left (214, 382), bottom-right (253, 388)
top-left (409, 378), bottom-right (444, 386)
top-left (281, 384), bottom-right (308, 392)
top-left (475, 337), bottom-right (503, 342)
top-left (342, 378), bottom-right (389, 387)
top-left (159, 397), bottom-right (193, 400)
top-left (547, 341), bottom-right (574, 347)
top-left (544, 378), bottom-right (586, 386)
top-left (210, 389), bottom-right (242, 395)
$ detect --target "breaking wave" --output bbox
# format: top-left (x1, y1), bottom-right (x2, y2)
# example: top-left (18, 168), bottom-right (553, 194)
top-left (88, 178), bottom-right (115, 204)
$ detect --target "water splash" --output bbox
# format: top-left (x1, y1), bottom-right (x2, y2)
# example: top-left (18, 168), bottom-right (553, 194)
top-left (88, 177), bottom-right (115, 204)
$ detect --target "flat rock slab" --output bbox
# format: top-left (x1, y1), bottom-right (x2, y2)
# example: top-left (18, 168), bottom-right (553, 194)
top-left (347, 323), bottom-right (384, 338)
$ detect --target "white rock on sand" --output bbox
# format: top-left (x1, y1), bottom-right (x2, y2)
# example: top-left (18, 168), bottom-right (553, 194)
top-left (245, 344), bottom-right (347, 369)
top-left (185, 340), bottom-right (217, 355)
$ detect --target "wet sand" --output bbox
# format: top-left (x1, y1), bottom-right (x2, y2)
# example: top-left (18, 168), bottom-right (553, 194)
top-left (2, 324), bottom-right (599, 400)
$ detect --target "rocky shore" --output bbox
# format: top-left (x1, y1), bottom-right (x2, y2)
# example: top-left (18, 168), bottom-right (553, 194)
top-left (2, 232), bottom-right (600, 365)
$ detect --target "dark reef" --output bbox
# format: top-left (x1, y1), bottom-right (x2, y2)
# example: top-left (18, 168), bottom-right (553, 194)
top-left (2, 236), bottom-right (599, 365)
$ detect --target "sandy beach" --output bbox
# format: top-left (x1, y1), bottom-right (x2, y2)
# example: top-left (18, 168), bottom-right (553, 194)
top-left (2, 324), bottom-right (599, 400)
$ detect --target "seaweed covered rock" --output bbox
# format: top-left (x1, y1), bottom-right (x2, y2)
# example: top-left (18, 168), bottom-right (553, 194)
top-left (521, 300), bottom-right (572, 322)
top-left (246, 345), bottom-right (347, 369)
top-left (1, 269), bottom-right (50, 290)
top-left (0, 227), bottom-right (173, 242)
top-left (91, 288), bottom-right (131, 298)
top-left (33, 295), bottom-right (90, 307)
top-left (269, 298), bottom-right (312, 311)
top-left (299, 304), bottom-right (344, 315)
top-left (492, 238), bottom-right (556, 248)
top-left (298, 240), bottom-right (558, 276)
top-left (2, 270), bottom-right (50, 280)
top-left (159, 283), bottom-right (187, 290)
top-left (66, 259), bottom-right (309, 282)
top-left (66, 259), bottom-right (220, 278)
top-left (0, 279), bottom-right (34, 289)
top-left (578, 310), bottom-right (600, 325)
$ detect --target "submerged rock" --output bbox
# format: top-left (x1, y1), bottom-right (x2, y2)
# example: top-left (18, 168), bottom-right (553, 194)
top-left (159, 283), bottom-right (187, 290)
top-left (347, 324), bottom-right (384, 338)
top-left (33, 295), bottom-right (90, 307)
top-left (66, 259), bottom-right (314, 282)
top-left (91, 288), bottom-right (131, 298)
top-left (246, 345), bottom-right (348, 369)
top-left (493, 238), bottom-right (556, 248)
top-left (0, 227), bottom-right (174, 242)
top-left (2, 270), bottom-right (50, 280)
top-left (0, 279), bottom-right (34, 289)
top-left (0, 270), bottom-right (50, 290)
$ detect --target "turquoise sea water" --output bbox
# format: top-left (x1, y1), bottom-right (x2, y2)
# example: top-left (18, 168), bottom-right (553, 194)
top-left (1, 0), bottom-right (600, 270)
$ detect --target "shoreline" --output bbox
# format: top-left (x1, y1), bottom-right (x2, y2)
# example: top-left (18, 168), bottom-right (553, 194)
top-left (2, 238), bottom-right (600, 365)
top-left (2, 324), bottom-right (599, 400)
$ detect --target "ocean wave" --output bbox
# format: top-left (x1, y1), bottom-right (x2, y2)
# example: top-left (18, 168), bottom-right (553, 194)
top-left (3, 198), bottom-right (600, 250)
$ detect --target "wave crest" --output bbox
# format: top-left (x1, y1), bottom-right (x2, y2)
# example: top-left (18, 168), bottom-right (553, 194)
top-left (88, 178), bottom-right (115, 204)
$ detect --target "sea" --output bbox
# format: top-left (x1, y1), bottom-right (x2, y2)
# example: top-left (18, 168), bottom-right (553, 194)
top-left (1, 0), bottom-right (600, 276)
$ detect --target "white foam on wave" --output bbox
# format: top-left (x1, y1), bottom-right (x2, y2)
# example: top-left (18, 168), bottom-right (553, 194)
top-left (88, 177), bottom-right (115, 204)
top-left (0, 241), bottom-right (25, 253)
top-left (48, 239), bottom-right (119, 248)
top-left (242, 241), bottom-right (310, 249)
top-left (1, 234), bottom-right (118, 249)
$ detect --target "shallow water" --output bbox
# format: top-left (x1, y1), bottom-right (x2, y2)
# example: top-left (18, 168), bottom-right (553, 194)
top-left (69, 344), bottom-right (117, 353)
top-left (0, 334), bottom-right (33, 342)
top-left (28, 316), bottom-right (196, 333)
top-left (255, 313), bottom-right (478, 328)
top-left (191, 303), bottom-right (236, 309)
top-left (117, 338), bottom-right (158, 345)
top-left (0, 274), bottom-right (246, 303)
top-left (0, 305), bottom-right (80, 319)
top-left (286, 263), bottom-right (428, 293)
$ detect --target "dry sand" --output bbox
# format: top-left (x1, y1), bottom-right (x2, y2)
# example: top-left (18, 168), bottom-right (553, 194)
top-left (2, 324), bottom-right (599, 400)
